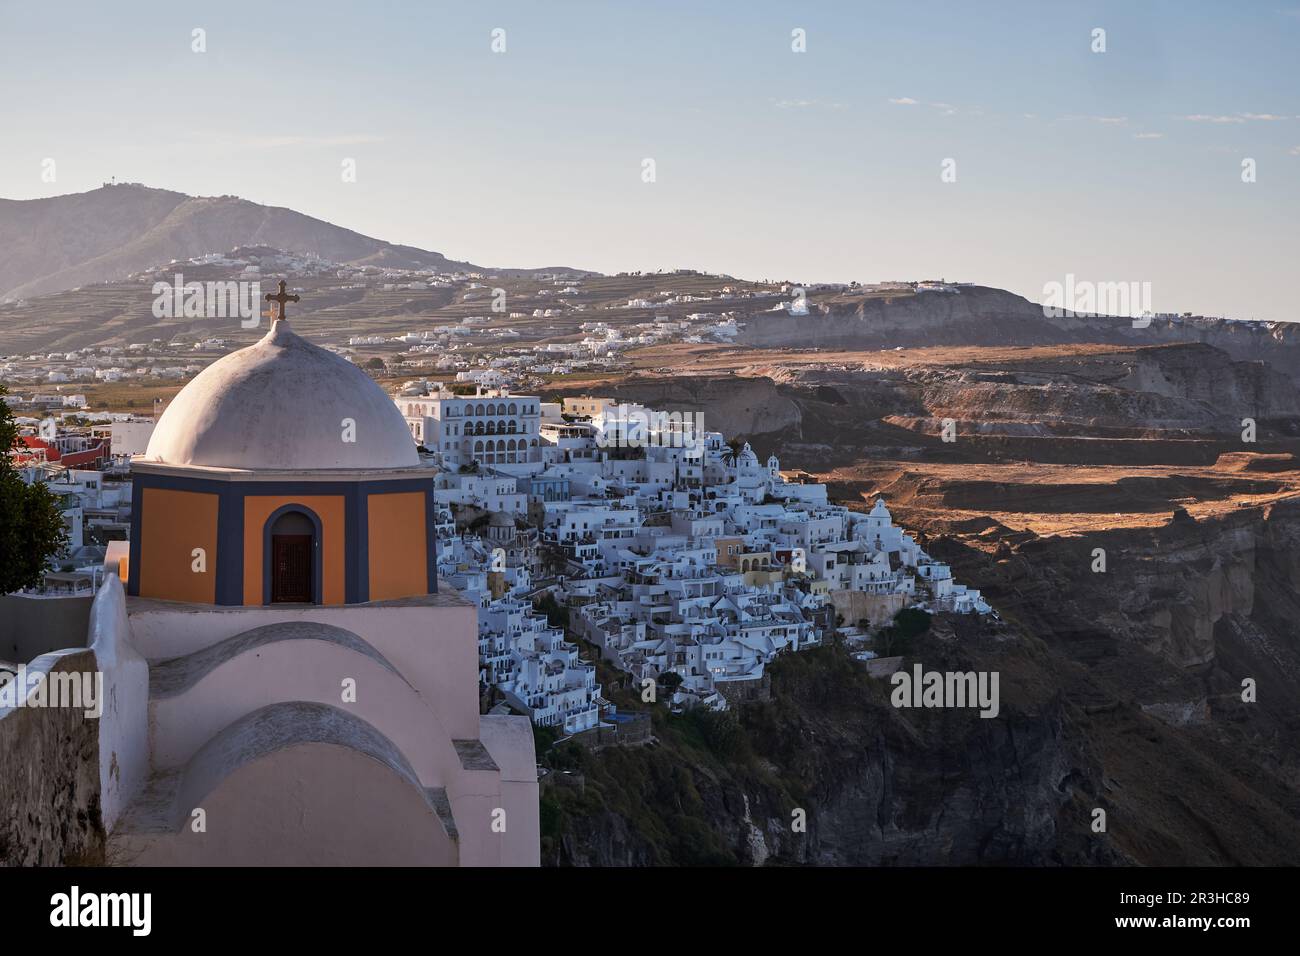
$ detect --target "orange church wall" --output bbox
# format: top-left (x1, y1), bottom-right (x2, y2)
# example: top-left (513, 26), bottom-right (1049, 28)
top-left (367, 491), bottom-right (429, 601)
top-left (243, 495), bottom-right (345, 606)
top-left (138, 488), bottom-right (218, 604)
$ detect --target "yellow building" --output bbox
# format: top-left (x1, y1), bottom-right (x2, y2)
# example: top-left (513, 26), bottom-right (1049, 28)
top-left (561, 395), bottom-right (615, 419)
top-left (715, 537), bottom-right (774, 575)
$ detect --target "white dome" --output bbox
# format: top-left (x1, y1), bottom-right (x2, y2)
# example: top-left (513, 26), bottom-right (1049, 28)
top-left (144, 321), bottom-right (419, 471)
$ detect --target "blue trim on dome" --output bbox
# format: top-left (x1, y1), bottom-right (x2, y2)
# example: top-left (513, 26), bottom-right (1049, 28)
top-left (355, 487), bottom-right (370, 604)
top-left (216, 485), bottom-right (244, 605)
top-left (345, 484), bottom-right (363, 604)
top-left (126, 478), bottom-right (144, 598)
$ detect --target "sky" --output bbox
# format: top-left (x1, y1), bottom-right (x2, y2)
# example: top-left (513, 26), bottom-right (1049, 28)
top-left (1, 0), bottom-right (1298, 320)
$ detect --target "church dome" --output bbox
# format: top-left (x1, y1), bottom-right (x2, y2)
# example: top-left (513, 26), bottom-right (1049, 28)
top-left (144, 320), bottom-right (419, 471)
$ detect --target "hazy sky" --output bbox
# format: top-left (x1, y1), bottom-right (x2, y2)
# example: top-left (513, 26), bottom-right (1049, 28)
top-left (1, 0), bottom-right (1297, 319)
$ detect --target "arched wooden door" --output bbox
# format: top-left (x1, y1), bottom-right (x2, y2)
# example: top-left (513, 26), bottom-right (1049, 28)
top-left (270, 510), bottom-right (315, 603)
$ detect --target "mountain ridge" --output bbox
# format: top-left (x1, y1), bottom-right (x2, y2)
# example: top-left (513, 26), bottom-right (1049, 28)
top-left (0, 184), bottom-right (591, 302)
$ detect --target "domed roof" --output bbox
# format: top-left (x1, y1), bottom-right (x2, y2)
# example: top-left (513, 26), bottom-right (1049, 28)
top-left (144, 321), bottom-right (419, 471)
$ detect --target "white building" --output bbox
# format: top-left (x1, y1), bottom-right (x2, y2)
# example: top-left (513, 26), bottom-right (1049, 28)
top-left (439, 393), bottom-right (990, 724)
top-left (397, 387), bottom-right (543, 474)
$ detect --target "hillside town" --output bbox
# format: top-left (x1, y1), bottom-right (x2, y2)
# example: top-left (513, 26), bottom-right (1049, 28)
top-left (0, 240), bottom-right (1009, 390)
top-left (411, 386), bottom-right (989, 734)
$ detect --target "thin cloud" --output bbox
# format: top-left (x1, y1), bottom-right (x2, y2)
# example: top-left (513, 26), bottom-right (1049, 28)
top-left (772, 98), bottom-right (844, 110)
top-left (888, 97), bottom-right (919, 105)
top-left (249, 134), bottom-right (386, 148)
top-left (1057, 114), bottom-right (1129, 125)
top-left (1183, 113), bottom-right (1287, 123)
top-left (1134, 132), bottom-right (1164, 139)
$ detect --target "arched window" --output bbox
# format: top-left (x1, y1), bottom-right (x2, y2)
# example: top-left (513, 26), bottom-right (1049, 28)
top-left (508, 402), bottom-right (517, 415)
top-left (265, 508), bottom-right (319, 605)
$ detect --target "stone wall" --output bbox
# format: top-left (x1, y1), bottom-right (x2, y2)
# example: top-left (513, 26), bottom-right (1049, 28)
top-left (716, 672), bottom-right (771, 706)
top-left (828, 590), bottom-right (906, 630)
top-left (0, 648), bottom-right (106, 866)
top-left (566, 711), bottom-right (653, 749)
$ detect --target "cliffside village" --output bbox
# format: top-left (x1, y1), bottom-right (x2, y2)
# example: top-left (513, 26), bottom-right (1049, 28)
top-left (408, 387), bottom-right (990, 734)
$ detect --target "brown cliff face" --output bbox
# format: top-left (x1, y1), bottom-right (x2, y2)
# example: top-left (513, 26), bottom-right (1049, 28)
top-left (547, 622), bottom-right (1124, 867)
top-left (549, 342), bottom-right (1300, 477)
top-left (737, 286), bottom-right (1300, 380)
top-left (546, 498), bottom-right (1300, 867)
top-left (921, 502), bottom-right (1300, 864)
top-left (543, 338), bottom-right (1300, 866)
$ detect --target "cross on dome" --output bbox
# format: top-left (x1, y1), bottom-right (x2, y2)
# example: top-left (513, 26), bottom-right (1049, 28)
top-left (265, 279), bottom-right (300, 323)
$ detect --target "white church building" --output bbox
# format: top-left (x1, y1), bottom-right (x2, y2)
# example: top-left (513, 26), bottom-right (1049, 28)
top-left (86, 290), bottom-right (540, 866)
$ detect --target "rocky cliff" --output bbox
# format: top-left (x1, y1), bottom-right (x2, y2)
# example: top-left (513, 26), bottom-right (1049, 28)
top-left (738, 287), bottom-right (1300, 380)
top-left (542, 334), bottom-right (1300, 865)
top-left (544, 621), bottom-right (1119, 867)
top-left (544, 496), bottom-right (1300, 866)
